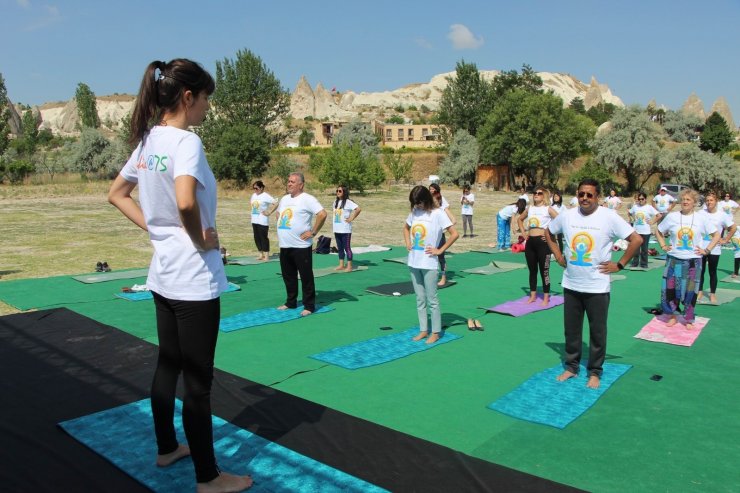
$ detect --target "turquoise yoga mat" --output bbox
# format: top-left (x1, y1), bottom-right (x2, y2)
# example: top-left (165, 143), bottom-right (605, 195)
top-left (115, 282), bottom-right (241, 301)
top-left (311, 328), bottom-right (462, 369)
top-left (59, 399), bottom-right (386, 493)
top-left (219, 305), bottom-right (333, 332)
top-left (72, 268), bottom-right (150, 284)
top-left (487, 362), bottom-right (632, 429)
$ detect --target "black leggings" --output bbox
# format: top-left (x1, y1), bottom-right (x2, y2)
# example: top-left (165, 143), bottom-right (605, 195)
top-left (151, 292), bottom-right (220, 483)
top-left (525, 235), bottom-right (551, 293)
top-left (699, 253), bottom-right (720, 293)
top-left (252, 223), bottom-right (269, 252)
top-left (735, 258), bottom-right (740, 276)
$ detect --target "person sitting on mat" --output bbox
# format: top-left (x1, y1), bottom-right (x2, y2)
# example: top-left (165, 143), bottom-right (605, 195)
top-left (517, 187), bottom-right (558, 305)
top-left (108, 58), bottom-right (252, 492)
top-left (546, 178), bottom-right (641, 389)
top-left (276, 172), bottom-right (327, 317)
top-left (404, 186), bottom-right (459, 344)
top-left (332, 185), bottom-right (361, 272)
top-left (429, 183), bottom-right (456, 286)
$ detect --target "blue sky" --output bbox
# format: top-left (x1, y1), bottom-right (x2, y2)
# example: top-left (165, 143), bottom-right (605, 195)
top-left (1, 0), bottom-right (738, 124)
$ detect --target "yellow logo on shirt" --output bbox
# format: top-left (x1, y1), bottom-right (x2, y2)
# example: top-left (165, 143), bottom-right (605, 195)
top-left (278, 208), bottom-right (293, 229)
top-left (676, 227), bottom-right (694, 250)
top-left (569, 232), bottom-right (595, 266)
top-left (411, 224), bottom-right (427, 250)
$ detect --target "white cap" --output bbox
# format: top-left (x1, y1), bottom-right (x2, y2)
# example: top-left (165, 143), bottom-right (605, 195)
top-left (659, 186), bottom-right (668, 191)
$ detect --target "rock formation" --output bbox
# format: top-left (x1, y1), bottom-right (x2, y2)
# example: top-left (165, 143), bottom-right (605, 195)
top-left (709, 96), bottom-right (735, 130)
top-left (681, 93), bottom-right (706, 120)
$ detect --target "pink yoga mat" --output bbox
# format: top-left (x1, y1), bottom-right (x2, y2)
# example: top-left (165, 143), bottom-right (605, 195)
top-left (634, 316), bottom-right (710, 346)
top-left (484, 295), bottom-right (564, 316)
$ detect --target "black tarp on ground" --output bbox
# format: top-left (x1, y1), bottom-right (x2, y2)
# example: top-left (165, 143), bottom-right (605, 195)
top-left (0, 308), bottom-right (581, 493)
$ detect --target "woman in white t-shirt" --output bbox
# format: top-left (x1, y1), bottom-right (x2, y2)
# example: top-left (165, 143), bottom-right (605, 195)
top-left (731, 229), bottom-right (740, 278)
top-left (656, 189), bottom-right (720, 329)
top-left (108, 59), bottom-right (251, 492)
top-left (250, 180), bottom-right (276, 261)
top-left (491, 199), bottom-right (527, 250)
top-left (550, 191), bottom-right (565, 252)
top-left (332, 185), bottom-right (362, 272)
top-left (627, 192), bottom-right (659, 268)
top-left (460, 184), bottom-right (475, 237)
top-left (698, 193), bottom-right (736, 303)
top-left (517, 187), bottom-right (559, 305)
top-left (404, 186), bottom-right (459, 344)
top-left (602, 189), bottom-right (622, 211)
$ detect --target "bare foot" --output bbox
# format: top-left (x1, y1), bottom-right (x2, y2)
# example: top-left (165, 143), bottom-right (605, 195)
top-left (343, 267), bottom-right (353, 273)
top-left (541, 294), bottom-right (550, 306)
top-left (556, 370), bottom-right (577, 382)
top-left (696, 291), bottom-right (704, 302)
top-left (425, 333), bottom-right (441, 344)
top-left (709, 294), bottom-right (718, 304)
top-left (412, 331), bottom-right (428, 341)
top-left (334, 265), bottom-right (345, 271)
top-left (527, 293), bottom-right (537, 304)
top-left (685, 322), bottom-right (695, 330)
top-left (665, 316), bottom-right (677, 327)
top-left (488, 243), bottom-right (496, 248)
top-left (196, 472), bottom-right (253, 493)
top-left (732, 274), bottom-right (738, 278)
top-left (437, 276), bottom-right (447, 287)
top-left (586, 375), bottom-right (601, 389)
top-left (300, 309), bottom-right (312, 317)
top-left (156, 444), bottom-right (190, 467)
top-left (277, 305), bottom-right (289, 310)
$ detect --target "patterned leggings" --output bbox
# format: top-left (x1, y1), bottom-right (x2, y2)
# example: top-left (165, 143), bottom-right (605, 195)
top-left (661, 255), bottom-right (702, 323)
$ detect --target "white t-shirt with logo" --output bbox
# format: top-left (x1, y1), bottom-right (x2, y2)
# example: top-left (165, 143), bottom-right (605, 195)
top-left (657, 211), bottom-right (717, 260)
top-left (653, 193), bottom-right (676, 213)
top-left (629, 204), bottom-right (659, 235)
top-left (498, 204), bottom-right (518, 220)
top-left (604, 196), bottom-right (622, 210)
top-left (548, 207), bottom-right (634, 293)
top-left (718, 199), bottom-right (739, 216)
top-left (276, 192), bottom-right (325, 248)
top-left (120, 126), bottom-right (227, 301)
top-left (525, 205), bottom-right (552, 230)
top-left (250, 192), bottom-right (275, 226)
top-left (332, 199), bottom-right (359, 234)
top-left (461, 193), bottom-right (474, 215)
top-left (699, 209), bottom-right (733, 255)
top-left (731, 229), bottom-right (740, 259)
top-left (406, 207), bottom-right (453, 270)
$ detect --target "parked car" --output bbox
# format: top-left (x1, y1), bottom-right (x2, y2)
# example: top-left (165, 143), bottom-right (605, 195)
top-left (658, 184), bottom-right (704, 206)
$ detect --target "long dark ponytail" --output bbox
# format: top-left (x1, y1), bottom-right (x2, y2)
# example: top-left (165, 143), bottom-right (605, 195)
top-left (129, 59), bottom-right (215, 147)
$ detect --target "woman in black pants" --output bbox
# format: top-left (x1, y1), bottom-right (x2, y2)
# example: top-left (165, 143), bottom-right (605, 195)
top-left (517, 187), bottom-right (558, 306)
top-left (698, 193), bottom-right (737, 303)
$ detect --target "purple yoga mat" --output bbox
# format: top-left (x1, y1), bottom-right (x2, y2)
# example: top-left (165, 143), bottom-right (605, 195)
top-left (484, 295), bottom-right (564, 316)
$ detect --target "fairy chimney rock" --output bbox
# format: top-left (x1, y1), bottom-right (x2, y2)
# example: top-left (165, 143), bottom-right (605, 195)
top-left (583, 77), bottom-right (604, 109)
top-left (289, 75), bottom-right (315, 120)
top-left (681, 93), bottom-right (706, 120)
top-left (710, 96), bottom-right (735, 130)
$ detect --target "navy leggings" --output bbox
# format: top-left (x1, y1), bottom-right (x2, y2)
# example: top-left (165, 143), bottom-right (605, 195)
top-left (334, 233), bottom-right (353, 261)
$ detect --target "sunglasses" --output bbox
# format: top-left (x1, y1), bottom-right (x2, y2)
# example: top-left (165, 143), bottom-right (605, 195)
top-left (534, 191), bottom-right (544, 196)
top-left (577, 191), bottom-right (595, 199)
top-left (637, 197), bottom-right (646, 201)
top-left (336, 190), bottom-right (343, 193)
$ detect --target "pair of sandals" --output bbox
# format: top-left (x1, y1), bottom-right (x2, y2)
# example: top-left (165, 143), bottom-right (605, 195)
top-left (95, 261), bottom-right (111, 272)
top-left (467, 319), bottom-right (484, 331)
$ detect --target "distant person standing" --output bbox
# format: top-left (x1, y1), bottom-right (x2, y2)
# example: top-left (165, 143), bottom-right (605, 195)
top-left (517, 187), bottom-right (530, 204)
top-left (697, 193), bottom-right (736, 304)
top-left (718, 193), bottom-right (739, 217)
top-left (429, 183), bottom-right (455, 286)
top-left (603, 189), bottom-right (622, 211)
top-left (276, 172), bottom-right (327, 316)
top-left (249, 180), bottom-right (276, 261)
top-left (628, 193), bottom-right (659, 268)
top-left (653, 187), bottom-right (676, 217)
top-left (460, 184), bottom-right (475, 237)
top-left (546, 178), bottom-right (642, 389)
top-left (332, 185), bottom-right (361, 272)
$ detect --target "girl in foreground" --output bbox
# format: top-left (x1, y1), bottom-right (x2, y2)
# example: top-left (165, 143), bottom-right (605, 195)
top-left (108, 59), bottom-right (252, 492)
top-left (404, 186), bottom-right (459, 344)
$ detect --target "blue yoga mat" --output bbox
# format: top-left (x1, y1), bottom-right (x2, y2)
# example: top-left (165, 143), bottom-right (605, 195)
top-left (115, 283), bottom-right (241, 302)
top-left (220, 305), bottom-right (333, 332)
top-left (487, 362), bottom-right (632, 429)
top-left (59, 399), bottom-right (386, 493)
top-left (311, 328), bottom-right (462, 369)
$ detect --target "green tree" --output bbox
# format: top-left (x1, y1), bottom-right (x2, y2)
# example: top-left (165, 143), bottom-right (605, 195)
top-left (439, 129), bottom-right (480, 186)
top-left (567, 158), bottom-right (618, 194)
top-left (437, 60), bottom-right (494, 139)
top-left (309, 142), bottom-right (385, 191)
top-left (0, 73), bottom-right (11, 154)
top-left (585, 102), bottom-right (617, 126)
top-left (75, 82), bottom-right (100, 128)
top-left (268, 153), bottom-right (303, 186)
top-left (590, 105), bottom-right (665, 192)
top-left (13, 109), bottom-right (39, 155)
top-left (64, 127), bottom-right (126, 177)
top-left (663, 110), bottom-right (702, 143)
top-left (490, 63), bottom-right (543, 100)
top-left (384, 152), bottom-right (414, 186)
top-left (478, 90), bottom-right (594, 187)
top-left (384, 114), bottom-right (404, 124)
top-left (202, 49), bottom-right (290, 148)
top-left (209, 124), bottom-right (270, 186)
top-left (298, 128), bottom-right (314, 147)
top-left (332, 120), bottom-right (380, 157)
top-left (700, 112), bottom-right (733, 154)
top-left (658, 143), bottom-right (739, 193)
top-left (569, 97), bottom-right (586, 114)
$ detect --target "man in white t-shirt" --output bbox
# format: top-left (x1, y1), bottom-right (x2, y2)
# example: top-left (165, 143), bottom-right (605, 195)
top-left (276, 172), bottom-right (327, 316)
top-left (546, 178), bottom-right (642, 389)
top-left (653, 187), bottom-right (676, 215)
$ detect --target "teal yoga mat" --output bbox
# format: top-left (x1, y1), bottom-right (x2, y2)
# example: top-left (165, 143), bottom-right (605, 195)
top-left (487, 362), bottom-right (632, 429)
top-left (59, 399), bottom-right (386, 493)
top-left (219, 305), bottom-right (333, 332)
top-left (72, 268), bottom-right (149, 284)
top-left (311, 328), bottom-right (462, 369)
top-left (115, 282), bottom-right (241, 301)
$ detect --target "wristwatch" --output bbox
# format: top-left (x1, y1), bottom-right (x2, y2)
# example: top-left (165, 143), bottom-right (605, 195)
top-left (616, 263), bottom-right (624, 271)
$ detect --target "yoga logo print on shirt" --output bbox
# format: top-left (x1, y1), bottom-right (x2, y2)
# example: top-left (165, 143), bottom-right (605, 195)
top-left (278, 209), bottom-right (293, 229)
top-left (411, 223), bottom-right (428, 251)
top-left (251, 200), bottom-right (260, 215)
top-left (634, 212), bottom-right (646, 226)
top-left (569, 232), bottom-right (595, 266)
top-left (732, 236), bottom-right (740, 252)
top-left (676, 227), bottom-right (694, 250)
top-left (528, 217), bottom-right (541, 229)
top-left (333, 208), bottom-right (343, 223)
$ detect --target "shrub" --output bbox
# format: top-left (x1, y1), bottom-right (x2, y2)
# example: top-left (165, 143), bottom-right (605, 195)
top-left (3, 159), bottom-right (35, 184)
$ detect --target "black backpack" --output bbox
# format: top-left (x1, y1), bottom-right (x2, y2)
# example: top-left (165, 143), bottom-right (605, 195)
top-left (314, 235), bottom-right (331, 254)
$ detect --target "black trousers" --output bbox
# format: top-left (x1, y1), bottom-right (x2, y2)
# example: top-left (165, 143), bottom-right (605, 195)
top-left (280, 247), bottom-right (316, 312)
top-left (631, 233), bottom-right (651, 267)
top-left (699, 253), bottom-right (720, 293)
top-left (151, 292), bottom-right (220, 483)
top-left (252, 223), bottom-right (270, 252)
top-left (524, 235), bottom-right (551, 293)
top-left (563, 288), bottom-right (609, 377)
